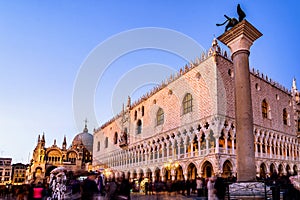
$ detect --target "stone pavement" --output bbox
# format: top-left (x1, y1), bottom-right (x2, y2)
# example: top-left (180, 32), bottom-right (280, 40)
top-left (129, 193), bottom-right (207, 200)
top-left (0, 192), bottom-right (208, 200)
top-left (93, 192), bottom-right (207, 200)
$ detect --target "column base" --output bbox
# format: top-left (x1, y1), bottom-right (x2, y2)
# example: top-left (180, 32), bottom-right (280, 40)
top-left (229, 182), bottom-right (271, 199)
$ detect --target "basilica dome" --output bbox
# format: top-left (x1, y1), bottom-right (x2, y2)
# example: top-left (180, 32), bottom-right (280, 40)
top-left (72, 124), bottom-right (93, 153)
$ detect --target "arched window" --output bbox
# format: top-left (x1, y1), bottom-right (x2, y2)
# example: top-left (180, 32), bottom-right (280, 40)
top-left (262, 99), bottom-right (268, 118)
top-left (105, 137), bottom-right (108, 148)
top-left (134, 110), bottom-right (137, 120)
top-left (114, 132), bottom-right (118, 144)
top-left (142, 106), bottom-right (145, 116)
top-left (156, 108), bottom-right (164, 126)
top-left (137, 119), bottom-right (142, 134)
top-left (97, 141), bottom-right (100, 151)
top-left (183, 93), bottom-right (193, 114)
top-left (283, 108), bottom-right (288, 125)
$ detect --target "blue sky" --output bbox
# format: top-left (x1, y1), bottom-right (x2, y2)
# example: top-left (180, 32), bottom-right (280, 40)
top-left (0, 0), bottom-right (299, 163)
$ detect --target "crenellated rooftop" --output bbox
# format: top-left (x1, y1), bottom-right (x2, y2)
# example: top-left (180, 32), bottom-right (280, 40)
top-left (96, 39), bottom-right (295, 131)
top-left (250, 68), bottom-right (291, 94)
top-left (96, 39), bottom-right (229, 131)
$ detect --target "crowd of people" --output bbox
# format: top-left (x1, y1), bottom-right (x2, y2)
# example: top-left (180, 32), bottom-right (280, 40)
top-left (140, 176), bottom-right (227, 199)
top-left (0, 171), bottom-right (131, 200)
top-left (1, 172), bottom-right (300, 200)
top-left (0, 174), bottom-right (228, 200)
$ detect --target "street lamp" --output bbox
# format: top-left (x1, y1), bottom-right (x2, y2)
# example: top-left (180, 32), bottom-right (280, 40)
top-left (103, 168), bottom-right (112, 178)
top-left (164, 159), bottom-right (179, 181)
top-left (164, 159), bottom-right (179, 170)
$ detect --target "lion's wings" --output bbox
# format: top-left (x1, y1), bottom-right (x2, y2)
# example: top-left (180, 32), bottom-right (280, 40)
top-left (237, 4), bottom-right (246, 22)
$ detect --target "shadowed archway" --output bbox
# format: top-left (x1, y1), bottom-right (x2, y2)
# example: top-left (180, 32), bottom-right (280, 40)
top-left (187, 162), bottom-right (197, 180)
top-left (260, 163), bottom-right (267, 179)
top-left (222, 160), bottom-right (233, 178)
top-left (202, 161), bottom-right (214, 178)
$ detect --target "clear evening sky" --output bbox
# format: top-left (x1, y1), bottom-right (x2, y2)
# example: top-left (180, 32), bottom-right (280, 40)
top-left (0, 0), bottom-right (299, 163)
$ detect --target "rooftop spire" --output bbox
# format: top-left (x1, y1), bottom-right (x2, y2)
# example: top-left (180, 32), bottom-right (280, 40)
top-left (83, 118), bottom-right (88, 133)
top-left (41, 132), bottom-right (45, 142)
top-left (212, 37), bottom-right (218, 47)
top-left (209, 37), bottom-right (221, 55)
top-left (62, 135), bottom-right (67, 149)
top-left (292, 77), bottom-right (297, 91)
top-left (127, 96), bottom-right (131, 108)
top-left (63, 135), bottom-right (66, 144)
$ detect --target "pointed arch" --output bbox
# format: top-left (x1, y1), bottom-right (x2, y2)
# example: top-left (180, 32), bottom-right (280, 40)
top-left (105, 137), bottom-right (108, 148)
top-left (222, 160), bottom-right (233, 178)
top-left (201, 161), bottom-right (214, 178)
top-left (187, 162), bottom-right (197, 180)
top-left (114, 132), bottom-right (118, 144)
top-left (283, 108), bottom-right (288, 125)
top-left (183, 93), bottom-right (193, 114)
top-left (136, 119), bottom-right (142, 134)
top-left (278, 164), bottom-right (283, 176)
top-left (286, 164), bottom-right (291, 176)
top-left (262, 99), bottom-right (271, 119)
top-left (175, 164), bottom-right (184, 181)
top-left (156, 108), bottom-right (164, 126)
top-left (293, 165), bottom-right (298, 175)
top-left (260, 163), bottom-right (267, 179)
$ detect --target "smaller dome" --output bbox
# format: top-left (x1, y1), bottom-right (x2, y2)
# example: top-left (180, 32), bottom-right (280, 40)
top-left (72, 125), bottom-right (93, 153)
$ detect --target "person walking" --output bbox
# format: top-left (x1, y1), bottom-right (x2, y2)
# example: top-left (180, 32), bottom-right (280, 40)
top-left (186, 179), bottom-right (191, 197)
top-left (105, 178), bottom-right (117, 200)
top-left (207, 177), bottom-right (217, 200)
top-left (196, 177), bottom-right (203, 197)
top-left (97, 173), bottom-right (105, 196)
top-left (117, 176), bottom-right (131, 200)
top-left (145, 181), bottom-right (149, 195)
top-left (81, 172), bottom-right (99, 200)
top-left (214, 176), bottom-right (226, 200)
top-left (33, 182), bottom-right (45, 200)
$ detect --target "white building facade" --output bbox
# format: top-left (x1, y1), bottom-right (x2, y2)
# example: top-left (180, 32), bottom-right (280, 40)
top-left (93, 40), bottom-right (300, 182)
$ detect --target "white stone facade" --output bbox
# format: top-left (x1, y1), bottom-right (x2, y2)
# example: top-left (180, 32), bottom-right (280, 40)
top-left (92, 40), bottom-right (300, 182)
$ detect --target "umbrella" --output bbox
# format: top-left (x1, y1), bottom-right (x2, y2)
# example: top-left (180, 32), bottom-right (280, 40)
top-left (51, 166), bottom-right (67, 174)
top-left (74, 169), bottom-right (89, 176)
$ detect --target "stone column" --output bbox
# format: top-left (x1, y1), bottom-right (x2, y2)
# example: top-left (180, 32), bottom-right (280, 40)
top-left (205, 130), bottom-right (210, 154)
top-left (231, 130), bottom-right (235, 154)
top-left (197, 133), bottom-right (201, 156)
top-left (218, 20), bottom-right (262, 181)
top-left (214, 135), bottom-right (220, 154)
top-left (166, 142), bottom-right (170, 159)
top-left (177, 140), bottom-right (181, 159)
top-left (224, 129), bottom-right (229, 154)
top-left (171, 169), bottom-right (176, 181)
top-left (184, 140), bottom-right (187, 158)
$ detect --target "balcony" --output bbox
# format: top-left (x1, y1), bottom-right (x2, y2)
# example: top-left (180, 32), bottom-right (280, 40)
top-left (119, 140), bottom-right (128, 148)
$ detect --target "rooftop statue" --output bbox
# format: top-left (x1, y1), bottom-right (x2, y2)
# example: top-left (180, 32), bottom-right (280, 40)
top-left (216, 4), bottom-right (246, 32)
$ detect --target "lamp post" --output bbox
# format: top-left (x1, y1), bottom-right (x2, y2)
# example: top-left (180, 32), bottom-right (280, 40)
top-left (103, 168), bottom-right (112, 180)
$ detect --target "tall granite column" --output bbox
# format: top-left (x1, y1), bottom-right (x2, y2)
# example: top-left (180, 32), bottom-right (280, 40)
top-left (218, 20), bottom-right (262, 181)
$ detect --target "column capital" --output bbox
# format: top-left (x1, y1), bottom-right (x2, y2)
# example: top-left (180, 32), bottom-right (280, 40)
top-left (218, 20), bottom-right (262, 55)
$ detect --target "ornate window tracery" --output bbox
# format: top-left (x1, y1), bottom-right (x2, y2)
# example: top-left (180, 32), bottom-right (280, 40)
top-left (156, 108), bottom-right (164, 126)
top-left (183, 93), bottom-right (193, 114)
top-left (283, 108), bottom-right (288, 125)
top-left (262, 99), bottom-right (268, 118)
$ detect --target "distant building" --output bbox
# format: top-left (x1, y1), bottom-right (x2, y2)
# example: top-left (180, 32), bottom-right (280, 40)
top-left (11, 163), bottom-right (28, 185)
top-left (26, 123), bottom-right (93, 183)
top-left (93, 39), bottom-right (300, 182)
top-left (0, 158), bottom-right (12, 185)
